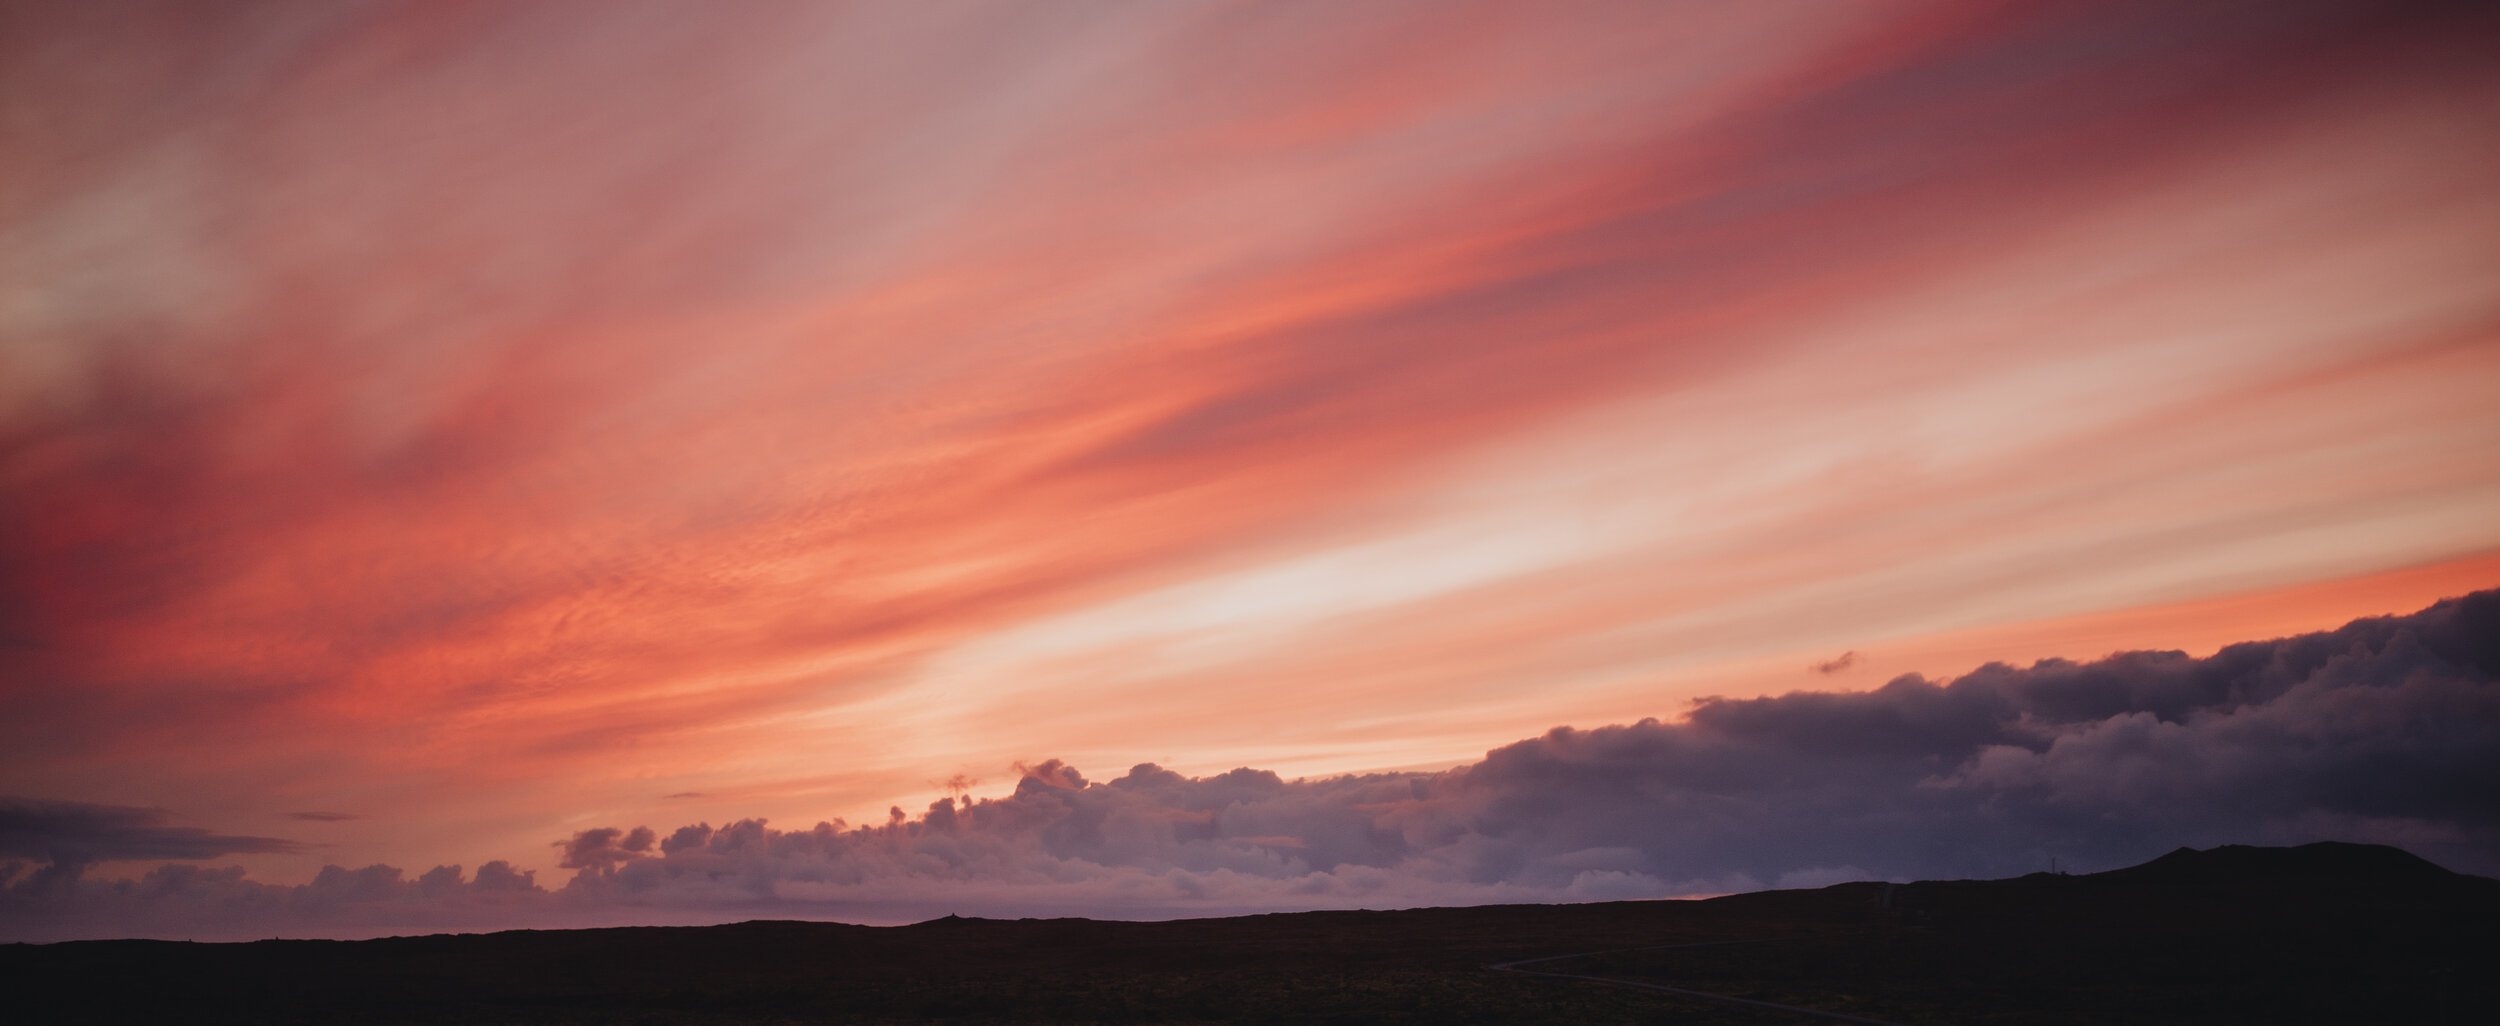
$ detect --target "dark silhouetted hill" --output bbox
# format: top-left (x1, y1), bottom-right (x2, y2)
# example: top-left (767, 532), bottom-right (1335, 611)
top-left (5, 842), bottom-right (2492, 1024)
top-left (2103, 840), bottom-right (2466, 887)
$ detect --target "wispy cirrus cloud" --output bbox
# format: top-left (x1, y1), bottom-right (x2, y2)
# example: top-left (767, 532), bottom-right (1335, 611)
top-left (2, 0), bottom-right (2496, 892)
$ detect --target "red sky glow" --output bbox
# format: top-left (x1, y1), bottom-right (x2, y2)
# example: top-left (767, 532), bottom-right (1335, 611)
top-left (4, 0), bottom-right (2498, 940)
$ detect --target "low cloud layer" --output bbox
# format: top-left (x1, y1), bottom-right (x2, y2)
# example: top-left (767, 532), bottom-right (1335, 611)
top-left (0, 799), bottom-right (300, 879)
top-left (7, 590), bottom-right (2495, 941)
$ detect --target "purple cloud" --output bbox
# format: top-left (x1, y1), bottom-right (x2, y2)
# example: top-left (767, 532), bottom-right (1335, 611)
top-left (0, 799), bottom-right (301, 870)
top-left (7, 589), bottom-right (2495, 941)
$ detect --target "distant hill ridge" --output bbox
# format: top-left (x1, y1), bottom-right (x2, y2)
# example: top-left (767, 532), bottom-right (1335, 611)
top-left (2102, 840), bottom-right (2462, 886)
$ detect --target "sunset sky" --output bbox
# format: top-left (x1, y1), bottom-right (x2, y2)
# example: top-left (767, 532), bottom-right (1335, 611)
top-left (5, 0), bottom-right (2499, 941)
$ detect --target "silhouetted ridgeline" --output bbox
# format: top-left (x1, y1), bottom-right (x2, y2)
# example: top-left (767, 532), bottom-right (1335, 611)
top-left (5, 842), bottom-right (2492, 1024)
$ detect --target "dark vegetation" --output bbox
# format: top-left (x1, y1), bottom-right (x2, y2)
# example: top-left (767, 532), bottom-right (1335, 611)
top-left (5, 842), bottom-right (2491, 1024)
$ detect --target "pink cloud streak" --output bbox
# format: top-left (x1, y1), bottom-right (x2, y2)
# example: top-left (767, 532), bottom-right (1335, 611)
top-left (2, 0), bottom-right (2496, 891)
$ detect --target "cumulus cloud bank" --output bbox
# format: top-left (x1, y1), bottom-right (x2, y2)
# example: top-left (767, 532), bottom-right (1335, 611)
top-left (7, 590), bottom-right (2495, 941)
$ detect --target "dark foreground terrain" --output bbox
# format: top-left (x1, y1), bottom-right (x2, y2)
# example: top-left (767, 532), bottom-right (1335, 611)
top-left (6, 842), bottom-right (2492, 1025)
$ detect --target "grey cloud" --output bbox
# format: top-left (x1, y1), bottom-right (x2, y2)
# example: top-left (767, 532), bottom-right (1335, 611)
top-left (552, 589), bottom-right (2500, 910)
top-left (287, 811), bottom-right (359, 822)
top-left (9, 589), bottom-right (2497, 941)
top-left (556, 826), bottom-right (657, 870)
top-left (1812, 650), bottom-right (1858, 674)
top-left (0, 859), bottom-right (553, 943)
top-left (0, 799), bottom-right (302, 872)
